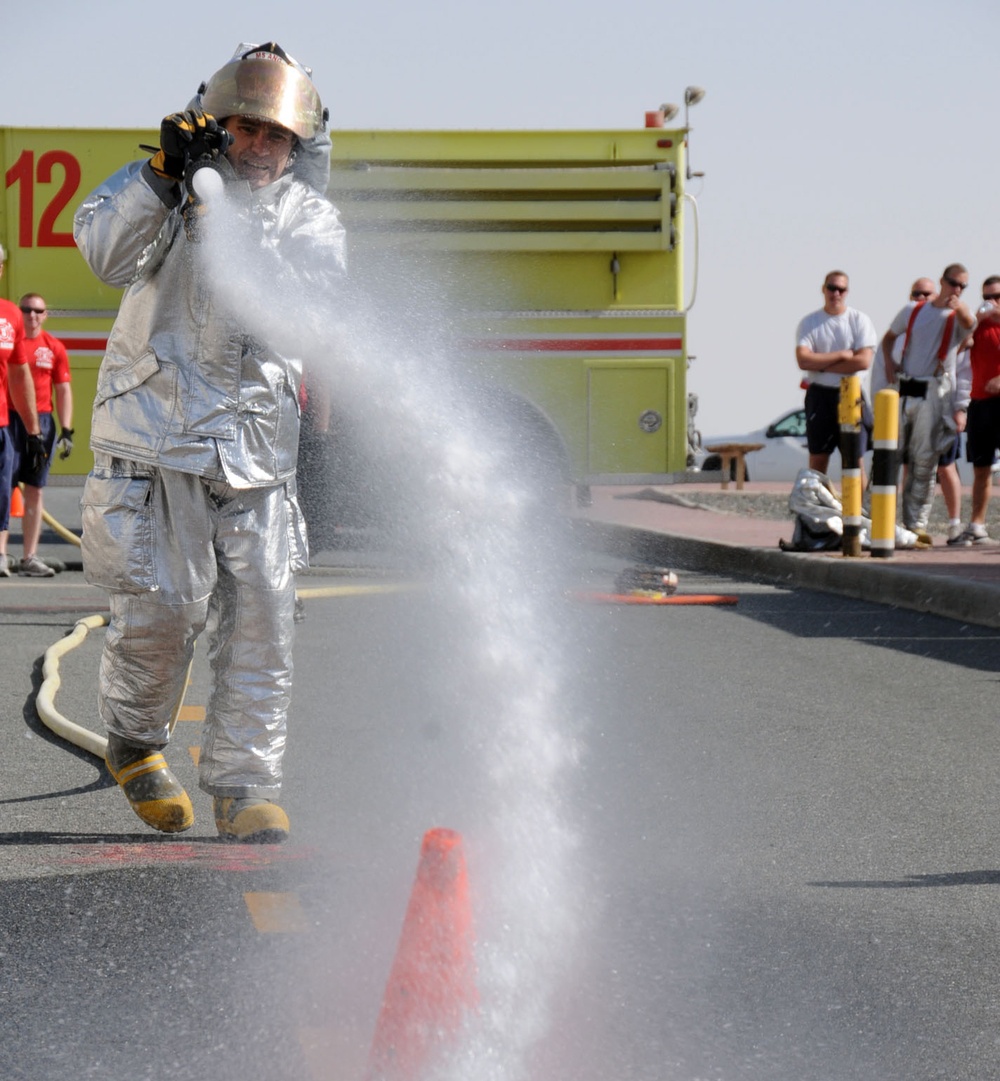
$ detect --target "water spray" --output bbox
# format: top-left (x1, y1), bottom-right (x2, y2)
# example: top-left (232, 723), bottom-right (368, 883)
top-left (195, 175), bottom-right (585, 1081)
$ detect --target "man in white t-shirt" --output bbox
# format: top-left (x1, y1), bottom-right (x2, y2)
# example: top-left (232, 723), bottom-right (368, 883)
top-left (796, 270), bottom-right (877, 476)
top-left (880, 263), bottom-right (975, 541)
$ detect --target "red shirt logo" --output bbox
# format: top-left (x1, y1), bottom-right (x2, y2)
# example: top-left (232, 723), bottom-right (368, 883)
top-left (32, 345), bottom-right (54, 371)
top-left (0, 318), bottom-right (15, 352)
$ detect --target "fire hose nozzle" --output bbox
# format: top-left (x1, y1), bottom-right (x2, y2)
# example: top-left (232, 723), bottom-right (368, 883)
top-left (187, 156), bottom-right (228, 202)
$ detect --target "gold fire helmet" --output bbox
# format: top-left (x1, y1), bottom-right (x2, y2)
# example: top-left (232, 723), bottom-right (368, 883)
top-left (200, 42), bottom-right (325, 141)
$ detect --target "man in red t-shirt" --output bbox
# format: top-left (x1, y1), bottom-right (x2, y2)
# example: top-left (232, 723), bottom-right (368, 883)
top-left (0, 244), bottom-right (43, 578)
top-left (10, 292), bottom-right (74, 576)
top-left (952, 275), bottom-right (1000, 546)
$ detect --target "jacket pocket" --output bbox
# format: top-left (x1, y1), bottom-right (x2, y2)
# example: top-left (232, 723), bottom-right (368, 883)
top-left (92, 350), bottom-right (177, 455)
top-left (93, 350), bottom-right (160, 406)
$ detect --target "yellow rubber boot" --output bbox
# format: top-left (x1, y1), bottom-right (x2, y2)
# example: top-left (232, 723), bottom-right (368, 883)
top-left (214, 797), bottom-right (290, 844)
top-left (106, 734), bottom-right (194, 834)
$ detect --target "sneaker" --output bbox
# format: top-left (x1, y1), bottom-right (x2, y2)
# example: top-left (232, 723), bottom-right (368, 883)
top-left (105, 733), bottom-right (194, 833)
top-left (947, 522), bottom-right (966, 543)
top-left (18, 554), bottom-right (55, 577)
top-left (214, 797), bottom-right (290, 844)
top-left (0, 554), bottom-right (9, 578)
top-left (913, 530), bottom-right (934, 549)
top-left (949, 528), bottom-right (995, 548)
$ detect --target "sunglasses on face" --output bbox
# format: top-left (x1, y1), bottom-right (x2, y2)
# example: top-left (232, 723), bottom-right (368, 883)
top-left (825, 284), bottom-right (847, 294)
top-left (20, 306), bottom-right (45, 314)
top-left (984, 293), bottom-right (1000, 302)
top-left (944, 277), bottom-right (968, 291)
top-left (911, 291), bottom-right (932, 299)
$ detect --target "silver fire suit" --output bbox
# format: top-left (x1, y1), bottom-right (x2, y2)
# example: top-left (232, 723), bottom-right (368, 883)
top-left (890, 302), bottom-right (972, 532)
top-left (899, 370), bottom-right (965, 531)
top-left (73, 151), bottom-right (345, 798)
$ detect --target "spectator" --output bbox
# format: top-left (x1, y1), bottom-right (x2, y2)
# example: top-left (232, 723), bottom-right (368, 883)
top-left (880, 263), bottom-right (975, 544)
top-left (0, 244), bottom-right (43, 578)
top-left (73, 42), bottom-right (346, 842)
top-left (9, 292), bottom-right (74, 577)
top-left (796, 270), bottom-right (877, 479)
top-left (950, 276), bottom-right (1000, 546)
top-left (872, 277), bottom-right (964, 542)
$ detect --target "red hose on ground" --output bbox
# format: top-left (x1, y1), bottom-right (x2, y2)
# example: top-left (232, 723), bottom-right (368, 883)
top-left (573, 591), bottom-right (738, 606)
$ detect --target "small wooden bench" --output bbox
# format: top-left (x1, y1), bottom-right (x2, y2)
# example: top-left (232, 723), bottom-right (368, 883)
top-left (703, 442), bottom-right (765, 490)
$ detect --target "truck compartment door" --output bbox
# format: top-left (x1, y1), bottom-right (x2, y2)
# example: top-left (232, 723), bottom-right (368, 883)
top-left (587, 366), bottom-right (670, 474)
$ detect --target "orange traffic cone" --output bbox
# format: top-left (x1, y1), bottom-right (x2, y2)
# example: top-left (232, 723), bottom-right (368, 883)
top-left (365, 828), bottom-right (478, 1081)
top-left (10, 486), bottom-right (23, 519)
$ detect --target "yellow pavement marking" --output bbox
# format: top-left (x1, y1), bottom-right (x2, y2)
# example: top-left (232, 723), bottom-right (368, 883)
top-left (176, 705), bottom-right (205, 721)
top-left (188, 746), bottom-right (201, 766)
top-left (244, 891), bottom-right (310, 933)
top-left (295, 582), bottom-right (419, 600)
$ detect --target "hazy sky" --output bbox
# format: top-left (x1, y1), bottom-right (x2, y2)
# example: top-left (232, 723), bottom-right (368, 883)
top-left (5, 0), bottom-right (999, 436)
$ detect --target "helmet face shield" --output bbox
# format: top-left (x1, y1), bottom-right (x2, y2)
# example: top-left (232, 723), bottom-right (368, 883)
top-left (201, 55), bottom-right (323, 140)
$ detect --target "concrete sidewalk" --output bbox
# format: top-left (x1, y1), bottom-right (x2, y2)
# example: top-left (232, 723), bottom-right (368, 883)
top-left (573, 481), bottom-right (1000, 629)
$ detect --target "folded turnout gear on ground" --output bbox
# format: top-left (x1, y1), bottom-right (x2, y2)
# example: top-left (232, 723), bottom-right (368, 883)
top-left (779, 468), bottom-right (919, 552)
top-left (779, 469), bottom-right (846, 551)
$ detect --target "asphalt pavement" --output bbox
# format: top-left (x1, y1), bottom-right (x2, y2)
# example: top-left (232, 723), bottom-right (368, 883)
top-left (7, 473), bottom-right (1000, 767)
top-left (6, 477), bottom-right (1000, 1080)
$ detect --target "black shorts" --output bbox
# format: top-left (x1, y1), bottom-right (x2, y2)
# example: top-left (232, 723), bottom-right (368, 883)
top-left (805, 383), bottom-right (871, 457)
top-left (0, 427), bottom-right (14, 531)
top-left (938, 432), bottom-right (961, 467)
top-left (10, 411), bottom-right (56, 488)
top-left (966, 397), bottom-right (1000, 468)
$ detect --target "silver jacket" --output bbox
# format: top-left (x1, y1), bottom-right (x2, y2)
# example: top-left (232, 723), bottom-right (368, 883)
top-left (74, 161), bottom-right (346, 488)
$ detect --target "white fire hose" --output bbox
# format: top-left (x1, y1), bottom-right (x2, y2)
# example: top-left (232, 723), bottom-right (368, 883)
top-left (35, 584), bottom-right (414, 760)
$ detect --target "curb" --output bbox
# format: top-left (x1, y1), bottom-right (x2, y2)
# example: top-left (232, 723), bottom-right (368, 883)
top-left (575, 519), bottom-right (1000, 630)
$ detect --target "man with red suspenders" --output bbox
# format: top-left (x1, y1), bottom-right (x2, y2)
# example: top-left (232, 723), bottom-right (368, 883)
top-left (880, 263), bottom-right (975, 544)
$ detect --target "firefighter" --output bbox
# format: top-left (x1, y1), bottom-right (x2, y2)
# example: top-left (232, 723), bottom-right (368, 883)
top-left (880, 264), bottom-right (975, 543)
top-left (73, 42), bottom-right (346, 842)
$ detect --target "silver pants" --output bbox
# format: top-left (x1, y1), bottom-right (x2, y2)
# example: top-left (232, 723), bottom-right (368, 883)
top-left (82, 455), bottom-right (306, 798)
top-left (900, 376), bottom-right (953, 532)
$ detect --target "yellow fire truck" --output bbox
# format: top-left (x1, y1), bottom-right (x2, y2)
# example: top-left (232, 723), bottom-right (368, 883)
top-left (0, 110), bottom-right (701, 489)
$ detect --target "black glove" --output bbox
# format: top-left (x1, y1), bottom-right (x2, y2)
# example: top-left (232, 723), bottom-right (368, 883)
top-left (56, 428), bottom-right (74, 460)
top-left (149, 109), bottom-right (232, 182)
top-left (24, 434), bottom-right (46, 476)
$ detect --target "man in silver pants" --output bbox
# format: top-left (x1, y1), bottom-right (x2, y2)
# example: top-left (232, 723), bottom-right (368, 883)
top-left (880, 264), bottom-right (975, 544)
top-left (74, 42), bottom-right (346, 841)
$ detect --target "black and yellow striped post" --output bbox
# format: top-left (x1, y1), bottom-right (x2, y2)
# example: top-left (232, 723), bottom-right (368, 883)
top-left (838, 375), bottom-right (864, 557)
top-left (869, 387), bottom-right (900, 558)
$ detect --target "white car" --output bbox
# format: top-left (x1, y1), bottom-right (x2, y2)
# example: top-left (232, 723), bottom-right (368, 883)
top-left (695, 408), bottom-right (817, 482)
top-left (695, 407), bottom-right (990, 484)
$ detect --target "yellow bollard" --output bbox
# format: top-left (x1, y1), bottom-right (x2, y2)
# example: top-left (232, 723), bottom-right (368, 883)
top-left (869, 388), bottom-right (900, 558)
top-left (838, 375), bottom-right (863, 557)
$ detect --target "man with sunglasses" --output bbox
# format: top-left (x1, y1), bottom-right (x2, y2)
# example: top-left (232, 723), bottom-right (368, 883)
top-left (949, 276), bottom-right (1000, 546)
top-left (880, 264), bottom-right (975, 543)
top-left (796, 270), bottom-right (877, 477)
top-left (8, 294), bottom-right (74, 577)
top-left (872, 278), bottom-right (965, 542)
